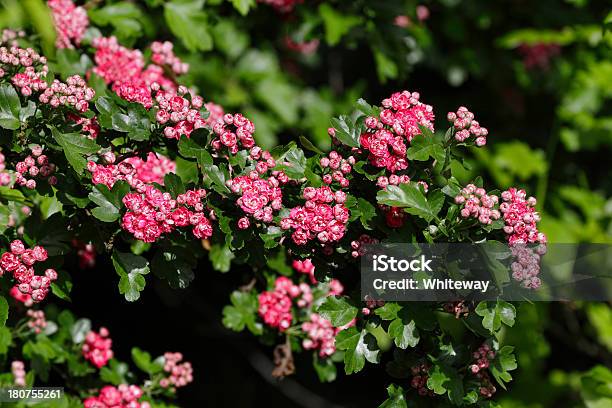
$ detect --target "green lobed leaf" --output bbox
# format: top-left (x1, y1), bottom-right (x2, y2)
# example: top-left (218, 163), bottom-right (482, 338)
top-left (0, 83), bottom-right (21, 129)
top-left (0, 296), bottom-right (8, 327)
top-left (379, 384), bottom-right (407, 408)
top-left (222, 290), bottom-right (262, 335)
top-left (407, 134), bottom-right (445, 163)
top-left (316, 296), bottom-right (358, 327)
top-left (164, 0), bottom-right (212, 51)
top-left (335, 327), bottom-right (380, 374)
top-left (50, 126), bottom-right (101, 175)
top-left (112, 250), bottom-right (150, 302)
top-left (377, 183), bottom-right (444, 222)
top-left (88, 181), bottom-right (130, 222)
top-left (387, 319), bottom-right (419, 349)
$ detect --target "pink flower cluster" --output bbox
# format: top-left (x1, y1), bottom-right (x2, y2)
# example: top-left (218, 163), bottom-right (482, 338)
top-left (301, 314), bottom-right (336, 357)
top-left (160, 352), bottom-right (193, 389)
top-left (67, 113), bottom-right (100, 139)
top-left (292, 258), bottom-right (316, 284)
top-left (211, 113), bottom-right (256, 154)
top-left (410, 363), bottom-right (434, 396)
top-left (258, 0), bottom-right (303, 13)
top-left (11, 361), bottom-right (26, 387)
top-left (88, 153), bottom-right (176, 189)
top-left (469, 343), bottom-right (495, 374)
top-left (39, 75), bottom-right (95, 112)
top-left (47, 0), bottom-right (88, 49)
top-left (0, 240), bottom-right (57, 303)
top-left (2, 45), bottom-right (49, 96)
top-left (92, 36), bottom-right (180, 109)
top-left (92, 37), bottom-right (145, 85)
top-left (10, 286), bottom-right (33, 307)
top-left (122, 186), bottom-right (213, 243)
top-left (469, 344), bottom-right (497, 398)
top-left (154, 87), bottom-right (206, 139)
top-left (228, 173), bottom-right (282, 227)
top-left (258, 276), bottom-right (311, 331)
top-left (447, 107), bottom-right (488, 146)
top-left (281, 186), bottom-right (349, 245)
top-left (84, 385), bottom-right (150, 408)
top-left (151, 41), bottom-right (189, 75)
top-left (82, 328), bottom-right (113, 368)
top-left (124, 152), bottom-right (177, 185)
top-left (510, 244), bottom-right (546, 289)
top-left (8, 145), bottom-right (57, 189)
top-left (357, 91), bottom-right (434, 172)
top-left (350, 234), bottom-right (379, 258)
top-left (454, 184), bottom-right (500, 225)
top-left (204, 102), bottom-right (225, 125)
top-left (500, 188), bottom-right (546, 245)
top-left (320, 151), bottom-right (353, 187)
top-left (27, 309), bottom-right (47, 334)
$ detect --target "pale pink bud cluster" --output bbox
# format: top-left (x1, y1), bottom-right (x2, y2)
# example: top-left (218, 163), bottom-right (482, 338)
top-left (292, 258), bottom-right (316, 283)
top-left (500, 188), bottom-right (546, 245)
top-left (0, 29), bottom-right (25, 47)
top-left (122, 185), bottom-right (212, 243)
top-left (319, 151), bottom-right (353, 187)
top-left (11, 361), bottom-right (26, 387)
top-left (84, 385), bottom-right (150, 408)
top-left (280, 186), bottom-right (349, 245)
top-left (447, 106), bottom-right (488, 146)
top-left (0, 151), bottom-right (10, 186)
top-left (469, 343), bottom-right (495, 374)
top-left (258, 0), bottom-right (303, 12)
top-left (228, 172), bottom-right (282, 227)
top-left (47, 0), bottom-right (89, 49)
top-left (154, 88), bottom-right (206, 139)
top-left (350, 234), bottom-right (379, 258)
top-left (376, 173), bottom-right (410, 189)
top-left (160, 352), bottom-right (193, 389)
top-left (151, 41), bottom-right (189, 75)
top-left (454, 184), bottom-right (500, 225)
top-left (82, 327), bottom-right (113, 369)
top-left (27, 309), bottom-right (47, 334)
top-left (510, 244), bottom-right (546, 289)
top-left (362, 294), bottom-right (385, 316)
top-left (2, 45), bottom-right (48, 96)
top-left (11, 145), bottom-right (57, 189)
top-left (0, 240), bottom-right (57, 303)
top-left (211, 113), bottom-right (256, 154)
top-left (88, 153), bottom-right (176, 189)
top-left (469, 344), bottom-right (497, 398)
top-left (301, 314), bottom-right (337, 357)
top-left (410, 363), bottom-right (434, 396)
top-left (354, 90), bottom-right (434, 172)
top-left (38, 75), bottom-right (95, 112)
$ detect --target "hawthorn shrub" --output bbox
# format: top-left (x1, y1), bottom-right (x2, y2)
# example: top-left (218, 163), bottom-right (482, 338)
top-left (0, 1), bottom-right (602, 408)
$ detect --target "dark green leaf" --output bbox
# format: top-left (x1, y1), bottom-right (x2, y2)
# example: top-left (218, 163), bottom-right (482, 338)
top-left (112, 250), bottom-right (150, 302)
top-left (0, 83), bottom-right (21, 129)
top-left (317, 296), bottom-right (358, 327)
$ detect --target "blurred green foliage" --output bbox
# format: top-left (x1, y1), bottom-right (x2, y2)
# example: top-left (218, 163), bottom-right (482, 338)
top-left (1, 0), bottom-right (610, 406)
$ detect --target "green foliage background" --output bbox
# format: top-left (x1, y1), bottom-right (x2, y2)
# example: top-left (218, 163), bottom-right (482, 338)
top-left (1, 0), bottom-right (610, 406)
